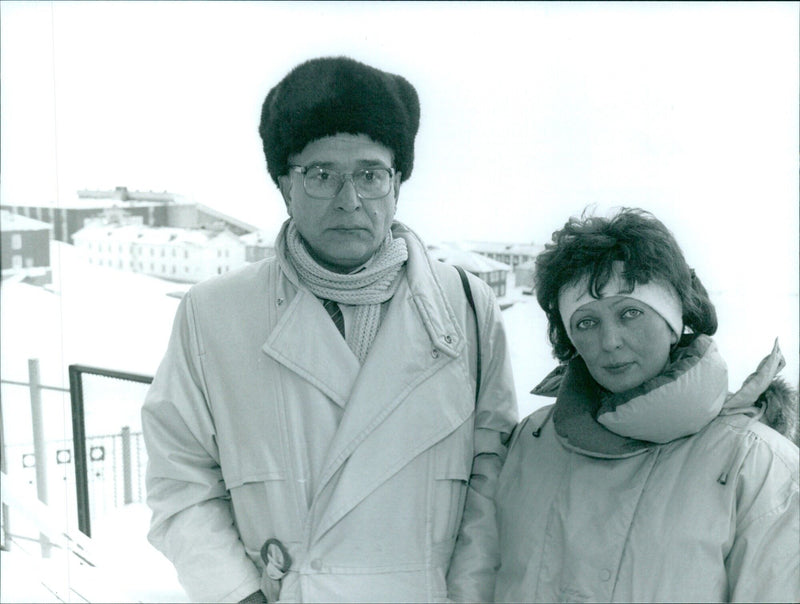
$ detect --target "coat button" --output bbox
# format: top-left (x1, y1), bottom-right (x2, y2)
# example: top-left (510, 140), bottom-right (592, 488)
top-left (310, 558), bottom-right (323, 571)
top-left (444, 334), bottom-right (453, 344)
top-left (276, 297), bottom-right (284, 306)
top-left (431, 349), bottom-right (440, 359)
top-left (600, 569), bottom-right (611, 582)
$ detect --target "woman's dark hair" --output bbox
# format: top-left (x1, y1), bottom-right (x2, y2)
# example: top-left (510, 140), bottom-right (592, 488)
top-left (535, 207), bottom-right (717, 362)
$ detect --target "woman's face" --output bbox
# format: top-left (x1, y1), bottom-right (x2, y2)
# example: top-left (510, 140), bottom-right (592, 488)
top-left (569, 295), bottom-right (677, 393)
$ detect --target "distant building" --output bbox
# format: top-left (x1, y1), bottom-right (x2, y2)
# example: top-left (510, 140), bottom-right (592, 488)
top-left (429, 244), bottom-right (511, 298)
top-left (73, 221), bottom-right (249, 283)
top-left (466, 242), bottom-right (542, 270)
top-left (0, 210), bottom-right (52, 283)
top-left (240, 231), bottom-right (276, 262)
top-left (514, 259), bottom-right (537, 290)
top-left (1, 186), bottom-right (259, 244)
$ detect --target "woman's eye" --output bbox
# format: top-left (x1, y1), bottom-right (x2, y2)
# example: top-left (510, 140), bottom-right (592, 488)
top-left (575, 318), bottom-right (596, 330)
top-left (621, 308), bottom-right (643, 320)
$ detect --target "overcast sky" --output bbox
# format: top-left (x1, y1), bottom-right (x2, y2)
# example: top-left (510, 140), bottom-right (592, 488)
top-left (2, 1), bottom-right (798, 296)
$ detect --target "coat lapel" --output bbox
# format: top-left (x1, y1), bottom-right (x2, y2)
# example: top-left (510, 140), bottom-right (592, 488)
top-left (262, 288), bottom-right (360, 408)
top-left (310, 235), bottom-right (471, 541)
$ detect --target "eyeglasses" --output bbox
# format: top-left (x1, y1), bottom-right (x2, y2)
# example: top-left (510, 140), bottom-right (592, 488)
top-left (289, 165), bottom-right (395, 200)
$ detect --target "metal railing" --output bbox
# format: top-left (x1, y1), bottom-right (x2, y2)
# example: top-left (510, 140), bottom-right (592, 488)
top-left (68, 364), bottom-right (153, 537)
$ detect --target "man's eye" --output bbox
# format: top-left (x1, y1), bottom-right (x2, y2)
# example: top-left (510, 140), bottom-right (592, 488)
top-left (362, 170), bottom-right (376, 182)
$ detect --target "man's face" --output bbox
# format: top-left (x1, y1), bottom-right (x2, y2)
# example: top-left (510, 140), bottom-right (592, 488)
top-left (279, 133), bottom-right (400, 273)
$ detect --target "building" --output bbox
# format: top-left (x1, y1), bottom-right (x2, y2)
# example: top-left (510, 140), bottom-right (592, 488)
top-left (240, 231), bottom-right (277, 262)
top-left (0, 210), bottom-right (52, 283)
top-left (72, 221), bottom-right (249, 283)
top-left (466, 242), bottom-right (542, 270)
top-left (1, 186), bottom-right (259, 244)
top-left (428, 244), bottom-right (511, 298)
top-left (514, 259), bottom-right (537, 291)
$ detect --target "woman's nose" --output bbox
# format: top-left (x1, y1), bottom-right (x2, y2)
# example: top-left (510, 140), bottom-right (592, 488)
top-left (600, 323), bottom-right (624, 351)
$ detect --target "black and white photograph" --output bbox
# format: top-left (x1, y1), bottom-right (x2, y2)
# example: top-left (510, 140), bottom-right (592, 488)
top-left (1, 2), bottom-right (798, 602)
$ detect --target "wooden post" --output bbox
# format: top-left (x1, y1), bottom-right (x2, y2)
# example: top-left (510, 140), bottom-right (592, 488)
top-left (29, 358), bottom-right (52, 557)
top-left (121, 426), bottom-right (132, 505)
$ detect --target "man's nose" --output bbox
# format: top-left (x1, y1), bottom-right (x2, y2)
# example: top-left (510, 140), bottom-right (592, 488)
top-left (335, 176), bottom-right (362, 211)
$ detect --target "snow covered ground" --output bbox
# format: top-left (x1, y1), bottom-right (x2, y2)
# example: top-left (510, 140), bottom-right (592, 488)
top-left (1, 241), bottom-right (797, 602)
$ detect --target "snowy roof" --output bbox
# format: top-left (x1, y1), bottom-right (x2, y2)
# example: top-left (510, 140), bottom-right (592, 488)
top-left (0, 209), bottom-right (52, 231)
top-left (429, 244), bottom-right (511, 273)
top-left (515, 259), bottom-right (538, 270)
top-left (240, 230), bottom-right (278, 246)
top-left (465, 241), bottom-right (542, 256)
top-left (2, 198), bottom-right (174, 210)
top-left (72, 223), bottom-right (245, 247)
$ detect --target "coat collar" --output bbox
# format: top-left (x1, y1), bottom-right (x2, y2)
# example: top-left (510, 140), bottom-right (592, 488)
top-left (261, 287), bottom-right (360, 408)
top-left (263, 221), bottom-right (471, 540)
top-left (548, 335), bottom-right (729, 458)
top-left (309, 224), bottom-right (469, 539)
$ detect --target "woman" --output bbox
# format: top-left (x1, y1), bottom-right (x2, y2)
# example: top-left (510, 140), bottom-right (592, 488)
top-left (493, 208), bottom-right (798, 603)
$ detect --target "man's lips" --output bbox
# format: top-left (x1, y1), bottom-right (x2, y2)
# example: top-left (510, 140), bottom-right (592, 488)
top-left (328, 226), bottom-right (370, 233)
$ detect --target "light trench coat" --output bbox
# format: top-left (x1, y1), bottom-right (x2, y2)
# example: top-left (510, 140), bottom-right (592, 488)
top-left (142, 223), bottom-right (517, 603)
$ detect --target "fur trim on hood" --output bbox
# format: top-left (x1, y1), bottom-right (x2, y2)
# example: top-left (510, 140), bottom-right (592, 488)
top-left (757, 377), bottom-right (799, 445)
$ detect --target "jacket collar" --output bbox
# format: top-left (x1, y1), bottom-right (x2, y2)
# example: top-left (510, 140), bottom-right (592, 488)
top-left (546, 335), bottom-right (729, 457)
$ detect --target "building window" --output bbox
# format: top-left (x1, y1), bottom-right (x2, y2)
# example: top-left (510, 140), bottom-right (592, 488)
top-left (11, 234), bottom-right (22, 250)
top-left (184, 250), bottom-right (189, 259)
top-left (12, 255), bottom-right (22, 269)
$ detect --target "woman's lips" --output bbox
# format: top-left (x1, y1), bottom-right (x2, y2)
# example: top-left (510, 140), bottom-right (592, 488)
top-left (603, 362), bottom-right (635, 374)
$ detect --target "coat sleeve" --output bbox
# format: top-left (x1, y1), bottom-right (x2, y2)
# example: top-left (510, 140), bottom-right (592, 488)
top-left (141, 292), bottom-right (261, 603)
top-left (446, 277), bottom-right (518, 602)
top-left (726, 429), bottom-right (800, 603)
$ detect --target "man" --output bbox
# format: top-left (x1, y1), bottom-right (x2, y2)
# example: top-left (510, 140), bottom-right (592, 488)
top-left (142, 56), bottom-right (517, 603)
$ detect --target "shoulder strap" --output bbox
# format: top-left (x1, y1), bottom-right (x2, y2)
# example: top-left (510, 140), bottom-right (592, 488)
top-left (454, 265), bottom-right (481, 400)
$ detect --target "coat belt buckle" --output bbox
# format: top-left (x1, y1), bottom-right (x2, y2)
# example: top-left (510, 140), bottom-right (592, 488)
top-left (261, 538), bottom-right (293, 581)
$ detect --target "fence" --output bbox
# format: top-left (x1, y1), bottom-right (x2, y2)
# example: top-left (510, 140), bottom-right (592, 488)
top-left (69, 364), bottom-right (153, 537)
top-left (1, 359), bottom-right (153, 554)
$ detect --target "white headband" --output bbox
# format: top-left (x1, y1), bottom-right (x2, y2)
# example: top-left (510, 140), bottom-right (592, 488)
top-left (558, 261), bottom-right (684, 342)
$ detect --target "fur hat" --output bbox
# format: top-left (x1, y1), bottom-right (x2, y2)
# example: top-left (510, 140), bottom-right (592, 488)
top-left (259, 56), bottom-right (420, 186)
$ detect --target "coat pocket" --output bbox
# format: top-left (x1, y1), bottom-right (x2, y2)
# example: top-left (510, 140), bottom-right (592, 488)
top-left (227, 472), bottom-right (298, 558)
top-left (432, 453), bottom-right (472, 544)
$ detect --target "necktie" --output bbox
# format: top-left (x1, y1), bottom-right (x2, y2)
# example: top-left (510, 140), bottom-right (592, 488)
top-left (322, 298), bottom-right (345, 338)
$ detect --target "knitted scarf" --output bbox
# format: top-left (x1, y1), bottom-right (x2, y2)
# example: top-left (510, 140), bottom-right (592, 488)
top-left (280, 220), bottom-right (408, 363)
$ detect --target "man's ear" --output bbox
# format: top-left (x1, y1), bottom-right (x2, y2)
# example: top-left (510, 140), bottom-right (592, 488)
top-left (392, 171), bottom-right (402, 203)
top-left (278, 175), bottom-right (293, 215)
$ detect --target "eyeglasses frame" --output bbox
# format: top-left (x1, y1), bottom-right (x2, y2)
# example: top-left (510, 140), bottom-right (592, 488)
top-left (288, 165), bottom-right (396, 200)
